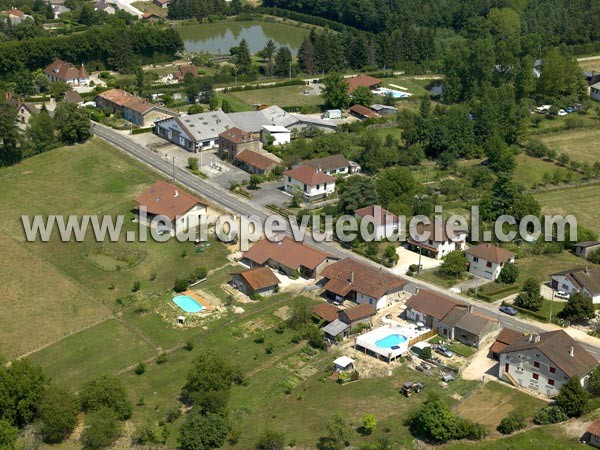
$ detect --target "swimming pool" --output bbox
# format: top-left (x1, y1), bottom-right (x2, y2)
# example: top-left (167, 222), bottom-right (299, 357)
top-left (375, 334), bottom-right (407, 348)
top-left (173, 295), bottom-right (204, 313)
top-left (372, 87), bottom-right (411, 99)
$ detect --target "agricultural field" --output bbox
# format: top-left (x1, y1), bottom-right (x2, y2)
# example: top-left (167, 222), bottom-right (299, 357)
top-left (536, 184), bottom-right (600, 236)
top-left (513, 153), bottom-right (581, 189)
top-left (454, 381), bottom-right (547, 430)
top-left (540, 127), bottom-right (600, 163)
top-left (227, 84), bottom-right (323, 109)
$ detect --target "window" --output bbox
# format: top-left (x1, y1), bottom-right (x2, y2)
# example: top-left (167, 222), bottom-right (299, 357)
top-left (534, 361), bottom-right (540, 368)
top-left (303, 184), bottom-right (307, 193)
top-left (548, 379), bottom-right (555, 386)
top-left (473, 256), bottom-right (479, 262)
top-left (486, 261), bottom-right (492, 268)
top-left (550, 367), bottom-right (556, 373)
top-left (532, 373), bottom-right (539, 381)
top-left (287, 176), bottom-right (291, 183)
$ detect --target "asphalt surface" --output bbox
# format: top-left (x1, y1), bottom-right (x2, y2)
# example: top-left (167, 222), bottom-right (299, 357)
top-left (92, 123), bottom-right (600, 360)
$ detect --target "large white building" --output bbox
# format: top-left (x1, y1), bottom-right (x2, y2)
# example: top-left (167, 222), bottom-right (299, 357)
top-left (155, 111), bottom-right (236, 151)
top-left (465, 243), bottom-right (516, 281)
top-left (498, 330), bottom-right (597, 397)
top-left (283, 166), bottom-right (336, 202)
top-left (550, 267), bottom-right (600, 303)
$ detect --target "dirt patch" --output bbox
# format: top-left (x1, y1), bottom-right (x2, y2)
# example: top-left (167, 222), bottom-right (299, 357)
top-left (562, 418), bottom-right (590, 439)
top-left (273, 305), bottom-right (291, 321)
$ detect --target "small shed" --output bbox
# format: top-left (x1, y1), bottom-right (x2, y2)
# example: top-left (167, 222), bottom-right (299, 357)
top-left (322, 319), bottom-right (350, 341)
top-left (322, 109), bottom-right (343, 120)
top-left (587, 420), bottom-right (600, 448)
top-left (574, 241), bottom-right (600, 259)
top-left (349, 104), bottom-right (380, 120)
top-left (333, 356), bottom-right (355, 372)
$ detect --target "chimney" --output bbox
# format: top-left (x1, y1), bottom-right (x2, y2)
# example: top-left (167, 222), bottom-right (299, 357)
top-left (467, 305), bottom-right (473, 313)
top-left (534, 334), bottom-right (540, 343)
top-left (569, 346), bottom-right (575, 357)
top-left (174, 190), bottom-right (179, 198)
top-left (585, 267), bottom-right (589, 275)
top-left (414, 287), bottom-right (419, 294)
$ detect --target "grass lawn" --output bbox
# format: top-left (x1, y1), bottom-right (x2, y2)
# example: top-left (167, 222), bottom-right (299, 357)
top-left (539, 127), bottom-right (600, 163)
top-left (536, 184), bottom-right (600, 236)
top-left (29, 318), bottom-right (157, 388)
top-left (430, 336), bottom-right (477, 357)
top-left (213, 91), bottom-right (254, 112)
top-left (132, 1), bottom-right (167, 16)
top-left (227, 84), bottom-right (324, 108)
top-left (443, 424), bottom-right (581, 449)
top-left (516, 252), bottom-right (589, 284)
top-left (513, 153), bottom-right (580, 189)
top-left (454, 381), bottom-right (547, 430)
top-left (416, 269), bottom-right (470, 288)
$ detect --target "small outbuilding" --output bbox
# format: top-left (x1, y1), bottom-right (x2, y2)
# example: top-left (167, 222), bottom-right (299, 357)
top-left (231, 266), bottom-right (280, 297)
top-left (586, 420), bottom-right (600, 448)
top-left (322, 319), bottom-right (350, 342)
top-left (333, 356), bottom-right (355, 372)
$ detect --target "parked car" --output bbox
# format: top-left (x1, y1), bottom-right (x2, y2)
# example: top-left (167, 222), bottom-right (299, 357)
top-left (556, 290), bottom-right (570, 300)
top-left (558, 109), bottom-right (568, 116)
top-left (435, 345), bottom-right (454, 358)
top-left (535, 104), bottom-right (552, 114)
top-left (499, 305), bottom-right (518, 316)
top-left (566, 106), bottom-right (575, 113)
top-left (441, 373), bottom-right (455, 382)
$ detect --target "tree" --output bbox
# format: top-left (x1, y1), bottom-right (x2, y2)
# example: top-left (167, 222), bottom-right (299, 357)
top-left (34, 72), bottom-right (49, 93)
top-left (0, 420), bottom-right (17, 450)
top-left (177, 413), bottom-right (229, 450)
top-left (188, 104), bottom-right (204, 114)
top-left (273, 47), bottom-right (292, 78)
top-left (498, 262), bottom-right (519, 284)
top-left (320, 414), bottom-right (350, 450)
top-left (53, 103), bottom-right (90, 145)
top-left (262, 39), bottom-right (276, 76)
top-left (209, 97), bottom-right (219, 111)
top-left (350, 85), bottom-right (373, 107)
top-left (337, 176), bottom-right (377, 215)
top-left (555, 377), bottom-right (588, 417)
top-left (559, 291), bottom-right (595, 323)
top-left (0, 359), bottom-right (47, 428)
top-left (409, 394), bottom-right (460, 443)
top-left (321, 73), bottom-right (349, 109)
top-left (249, 174), bottom-right (262, 189)
top-left (533, 405), bottom-right (568, 424)
top-left (81, 407), bottom-right (121, 450)
top-left (0, 98), bottom-right (23, 166)
top-left (375, 166), bottom-right (418, 212)
top-left (134, 66), bottom-right (145, 95)
top-left (298, 37), bottom-right (317, 74)
top-left (287, 301), bottom-right (312, 330)
top-left (440, 251), bottom-right (467, 277)
top-left (255, 429), bottom-right (285, 450)
top-left (79, 375), bottom-right (132, 420)
top-left (588, 365), bottom-right (600, 397)
top-left (27, 106), bottom-right (55, 153)
top-left (233, 39), bottom-right (252, 75)
top-left (39, 385), bottom-right (80, 443)
top-left (514, 278), bottom-right (543, 311)
top-left (360, 413), bottom-right (376, 435)
top-left (496, 411), bottom-right (525, 434)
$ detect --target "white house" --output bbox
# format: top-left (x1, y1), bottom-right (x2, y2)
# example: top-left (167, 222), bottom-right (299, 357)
top-left (550, 267), bottom-right (600, 303)
top-left (465, 243), bottom-right (516, 280)
top-left (300, 154), bottom-right (360, 177)
top-left (591, 82), bottom-right (600, 101)
top-left (283, 166), bottom-right (335, 202)
top-left (261, 125), bottom-right (291, 146)
top-left (407, 222), bottom-right (467, 260)
top-left (354, 205), bottom-right (399, 240)
top-left (498, 330), bottom-right (597, 397)
top-left (134, 181), bottom-right (207, 235)
top-left (320, 258), bottom-right (406, 310)
top-left (154, 111), bottom-right (236, 151)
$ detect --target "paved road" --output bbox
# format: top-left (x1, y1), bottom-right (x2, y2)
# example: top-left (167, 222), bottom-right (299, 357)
top-left (92, 123), bottom-right (600, 359)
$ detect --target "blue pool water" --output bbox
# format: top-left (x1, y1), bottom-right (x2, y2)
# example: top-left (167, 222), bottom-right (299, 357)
top-left (173, 295), bottom-right (204, 313)
top-left (375, 334), bottom-right (407, 348)
top-left (373, 87), bottom-right (410, 99)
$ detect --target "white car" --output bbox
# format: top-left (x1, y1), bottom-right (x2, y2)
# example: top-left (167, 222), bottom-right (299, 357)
top-left (558, 109), bottom-right (568, 116)
top-left (556, 290), bottom-right (570, 299)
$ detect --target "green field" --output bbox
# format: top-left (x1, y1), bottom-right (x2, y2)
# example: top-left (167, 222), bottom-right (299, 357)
top-left (228, 84), bottom-right (323, 108)
top-left (540, 127), bottom-right (600, 163)
top-left (536, 184), bottom-right (600, 236)
top-left (513, 153), bottom-right (581, 189)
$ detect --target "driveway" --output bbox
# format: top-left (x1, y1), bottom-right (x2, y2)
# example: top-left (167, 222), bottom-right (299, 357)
top-left (250, 181), bottom-right (290, 208)
top-left (390, 246), bottom-right (441, 276)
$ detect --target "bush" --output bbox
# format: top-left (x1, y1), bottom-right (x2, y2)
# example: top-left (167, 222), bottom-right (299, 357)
top-left (165, 407), bottom-right (182, 423)
top-left (498, 263), bottom-right (519, 284)
top-left (134, 362), bottom-right (146, 375)
top-left (254, 334), bottom-right (265, 344)
top-left (184, 340), bottom-right (194, 351)
top-left (188, 157), bottom-right (199, 171)
top-left (421, 346), bottom-right (432, 360)
top-left (360, 413), bottom-right (376, 435)
top-left (81, 407), bottom-right (121, 450)
top-left (132, 280), bottom-right (141, 292)
top-left (189, 266), bottom-right (208, 283)
top-left (39, 385), bottom-right (80, 444)
top-left (534, 405), bottom-right (568, 425)
top-left (255, 429), bottom-right (286, 450)
top-left (156, 353), bottom-right (168, 365)
top-left (496, 411), bottom-right (526, 434)
top-left (79, 375), bottom-right (132, 420)
top-left (174, 278), bottom-right (188, 292)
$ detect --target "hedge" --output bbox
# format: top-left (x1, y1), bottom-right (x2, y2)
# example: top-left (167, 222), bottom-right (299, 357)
top-left (131, 127), bottom-right (154, 135)
top-left (471, 284), bottom-right (521, 302)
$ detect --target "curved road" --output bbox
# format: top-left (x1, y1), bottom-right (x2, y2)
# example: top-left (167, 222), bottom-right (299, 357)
top-left (92, 123), bottom-right (600, 359)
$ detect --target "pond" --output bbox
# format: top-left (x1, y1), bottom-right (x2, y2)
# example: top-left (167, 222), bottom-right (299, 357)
top-left (178, 21), bottom-right (310, 55)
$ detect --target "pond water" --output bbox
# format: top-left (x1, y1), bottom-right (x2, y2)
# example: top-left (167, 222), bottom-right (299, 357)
top-left (178, 21), bottom-right (310, 55)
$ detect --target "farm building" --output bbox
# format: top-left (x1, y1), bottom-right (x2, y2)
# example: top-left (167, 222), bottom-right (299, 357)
top-left (231, 266), bottom-right (280, 297)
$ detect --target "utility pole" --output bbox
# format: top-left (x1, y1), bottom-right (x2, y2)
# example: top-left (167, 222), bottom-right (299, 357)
top-left (172, 156), bottom-right (176, 183)
top-left (549, 287), bottom-right (555, 323)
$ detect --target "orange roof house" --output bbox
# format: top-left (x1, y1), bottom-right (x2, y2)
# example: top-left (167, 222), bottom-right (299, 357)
top-left (231, 266), bottom-right (280, 296)
top-left (347, 74), bottom-right (382, 93)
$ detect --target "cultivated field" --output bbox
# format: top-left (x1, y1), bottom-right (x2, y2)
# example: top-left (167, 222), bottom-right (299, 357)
top-left (540, 128), bottom-right (600, 163)
top-left (228, 84), bottom-right (323, 108)
top-left (455, 381), bottom-right (546, 430)
top-left (513, 153), bottom-right (581, 188)
top-left (536, 184), bottom-right (600, 236)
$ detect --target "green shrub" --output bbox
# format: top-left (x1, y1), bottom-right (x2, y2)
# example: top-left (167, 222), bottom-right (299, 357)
top-left (497, 411), bottom-right (526, 434)
top-left (156, 353), bottom-right (168, 365)
top-left (134, 362), bottom-right (146, 375)
top-left (534, 405), bottom-right (568, 425)
top-left (174, 278), bottom-right (188, 292)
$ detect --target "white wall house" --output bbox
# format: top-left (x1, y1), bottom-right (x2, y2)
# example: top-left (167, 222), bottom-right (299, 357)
top-left (498, 331), bottom-right (597, 397)
top-left (354, 205), bottom-right (399, 240)
top-left (465, 243), bottom-right (516, 281)
top-left (591, 82), bottom-right (600, 101)
top-left (550, 267), bottom-right (600, 303)
top-left (283, 166), bottom-right (335, 201)
top-left (407, 222), bottom-right (467, 260)
top-left (261, 125), bottom-right (291, 146)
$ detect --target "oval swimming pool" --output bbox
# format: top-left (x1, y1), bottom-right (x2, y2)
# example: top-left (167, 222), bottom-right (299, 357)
top-left (375, 334), bottom-right (407, 348)
top-left (173, 295), bottom-right (204, 313)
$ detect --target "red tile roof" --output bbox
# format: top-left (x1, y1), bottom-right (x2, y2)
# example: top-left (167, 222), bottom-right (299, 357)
top-left (349, 104), bottom-right (380, 119)
top-left (3, 8), bottom-right (25, 16)
top-left (44, 59), bottom-right (87, 82)
top-left (347, 74), bottom-right (382, 93)
top-left (341, 303), bottom-right (376, 322)
top-left (232, 266), bottom-right (279, 291)
top-left (588, 420), bottom-right (600, 436)
top-left (283, 165), bottom-right (335, 186)
top-left (235, 149), bottom-right (280, 171)
top-left (466, 243), bottom-right (515, 264)
top-left (242, 236), bottom-right (336, 271)
top-left (173, 64), bottom-right (199, 80)
top-left (312, 303), bottom-right (340, 322)
top-left (321, 258), bottom-right (406, 300)
top-left (219, 127), bottom-right (257, 144)
top-left (134, 180), bottom-right (206, 221)
top-left (354, 205), bottom-right (398, 225)
top-left (405, 289), bottom-right (461, 320)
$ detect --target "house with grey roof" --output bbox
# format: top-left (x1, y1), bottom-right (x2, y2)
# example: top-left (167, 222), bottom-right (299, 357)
top-left (154, 111), bottom-right (236, 151)
top-left (550, 267), bottom-right (600, 303)
top-left (592, 81), bottom-right (600, 102)
top-left (573, 241), bottom-right (600, 260)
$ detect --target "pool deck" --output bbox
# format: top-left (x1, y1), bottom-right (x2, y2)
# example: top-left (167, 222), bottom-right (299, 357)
top-left (181, 290), bottom-right (214, 312)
